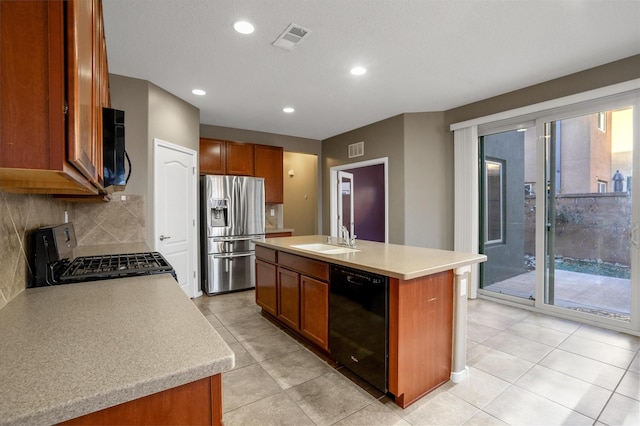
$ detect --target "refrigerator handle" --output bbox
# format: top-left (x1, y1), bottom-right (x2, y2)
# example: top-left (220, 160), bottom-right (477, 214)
top-left (213, 236), bottom-right (257, 242)
top-left (214, 252), bottom-right (254, 259)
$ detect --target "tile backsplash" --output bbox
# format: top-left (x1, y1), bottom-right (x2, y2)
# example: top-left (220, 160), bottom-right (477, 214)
top-left (74, 195), bottom-right (145, 246)
top-left (0, 191), bottom-right (145, 309)
top-left (265, 203), bottom-right (283, 230)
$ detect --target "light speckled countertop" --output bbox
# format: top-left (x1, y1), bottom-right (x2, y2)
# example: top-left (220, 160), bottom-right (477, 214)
top-left (255, 235), bottom-right (486, 280)
top-left (0, 274), bottom-right (234, 426)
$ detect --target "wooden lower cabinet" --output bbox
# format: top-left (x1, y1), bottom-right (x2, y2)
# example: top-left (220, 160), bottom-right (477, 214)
top-left (255, 249), bottom-right (329, 351)
top-left (300, 275), bottom-right (329, 350)
top-left (255, 259), bottom-right (277, 317)
top-left (388, 270), bottom-right (454, 408)
top-left (60, 375), bottom-right (223, 426)
top-left (277, 267), bottom-right (300, 330)
top-left (255, 247), bottom-right (455, 409)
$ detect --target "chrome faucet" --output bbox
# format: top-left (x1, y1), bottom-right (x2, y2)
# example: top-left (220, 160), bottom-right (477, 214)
top-left (340, 225), bottom-right (349, 245)
top-left (340, 225), bottom-right (356, 247)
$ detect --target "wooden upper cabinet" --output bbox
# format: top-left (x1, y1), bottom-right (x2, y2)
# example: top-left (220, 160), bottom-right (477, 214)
top-left (199, 138), bottom-right (255, 176)
top-left (254, 144), bottom-right (284, 204)
top-left (0, 0), bottom-right (109, 195)
top-left (225, 141), bottom-right (254, 176)
top-left (198, 139), bottom-right (284, 202)
top-left (67, 0), bottom-right (99, 185)
top-left (199, 138), bottom-right (225, 175)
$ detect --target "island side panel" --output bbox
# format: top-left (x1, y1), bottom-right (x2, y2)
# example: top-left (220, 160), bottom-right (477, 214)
top-left (388, 270), bottom-right (454, 408)
top-left (60, 375), bottom-right (223, 426)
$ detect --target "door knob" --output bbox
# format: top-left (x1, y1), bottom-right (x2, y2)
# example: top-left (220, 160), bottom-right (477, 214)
top-left (159, 235), bottom-right (171, 241)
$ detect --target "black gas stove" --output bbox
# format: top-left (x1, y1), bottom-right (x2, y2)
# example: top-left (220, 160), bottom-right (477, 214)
top-left (30, 223), bottom-right (176, 287)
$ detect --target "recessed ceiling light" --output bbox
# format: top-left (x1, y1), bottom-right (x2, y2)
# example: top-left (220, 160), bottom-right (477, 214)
top-left (283, 107), bottom-right (295, 113)
top-left (233, 21), bottom-right (254, 34)
top-left (350, 66), bottom-right (367, 76)
top-left (192, 89), bottom-right (206, 96)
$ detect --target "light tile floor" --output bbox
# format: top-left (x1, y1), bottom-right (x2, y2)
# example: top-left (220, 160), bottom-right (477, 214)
top-left (192, 290), bottom-right (640, 426)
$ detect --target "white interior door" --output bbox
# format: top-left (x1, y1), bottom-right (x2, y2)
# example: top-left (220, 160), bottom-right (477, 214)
top-left (153, 138), bottom-right (200, 298)
top-left (337, 171), bottom-right (354, 238)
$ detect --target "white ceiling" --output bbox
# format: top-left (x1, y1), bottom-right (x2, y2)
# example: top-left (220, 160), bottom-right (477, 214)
top-left (102, 0), bottom-right (640, 140)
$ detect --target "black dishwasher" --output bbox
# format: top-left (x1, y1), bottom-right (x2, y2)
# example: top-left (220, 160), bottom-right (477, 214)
top-left (330, 264), bottom-right (388, 392)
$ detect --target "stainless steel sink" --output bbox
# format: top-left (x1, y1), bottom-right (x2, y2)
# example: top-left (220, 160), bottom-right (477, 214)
top-left (291, 243), bottom-right (360, 254)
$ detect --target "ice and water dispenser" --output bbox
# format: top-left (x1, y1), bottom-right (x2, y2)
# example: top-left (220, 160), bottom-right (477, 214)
top-left (210, 199), bottom-right (228, 227)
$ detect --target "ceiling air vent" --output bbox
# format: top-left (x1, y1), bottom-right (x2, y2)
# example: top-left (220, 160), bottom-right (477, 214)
top-left (348, 141), bottom-right (364, 158)
top-left (272, 23), bottom-right (311, 51)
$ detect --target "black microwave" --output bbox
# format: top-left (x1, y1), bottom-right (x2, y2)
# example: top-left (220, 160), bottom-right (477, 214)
top-left (103, 107), bottom-right (129, 191)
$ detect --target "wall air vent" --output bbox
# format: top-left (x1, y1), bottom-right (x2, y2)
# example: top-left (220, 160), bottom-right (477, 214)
top-left (272, 23), bottom-right (311, 51)
top-left (348, 141), bottom-right (364, 158)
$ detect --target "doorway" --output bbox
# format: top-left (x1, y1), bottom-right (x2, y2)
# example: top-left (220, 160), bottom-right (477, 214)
top-left (153, 138), bottom-right (199, 298)
top-left (479, 126), bottom-right (535, 301)
top-left (283, 152), bottom-right (318, 236)
top-left (477, 99), bottom-right (638, 330)
top-left (330, 158), bottom-right (388, 243)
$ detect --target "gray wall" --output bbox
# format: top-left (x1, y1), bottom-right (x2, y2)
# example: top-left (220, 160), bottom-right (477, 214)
top-left (322, 115), bottom-right (405, 244)
top-left (321, 55), bottom-right (640, 250)
top-left (109, 74), bottom-right (200, 246)
top-left (109, 74), bottom-right (148, 197)
top-left (403, 112), bottom-right (453, 249)
top-left (445, 55), bottom-right (640, 126)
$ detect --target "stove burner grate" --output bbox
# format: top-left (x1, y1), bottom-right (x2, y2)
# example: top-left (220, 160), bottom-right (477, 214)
top-left (56, 252), bottom-right (174, 282)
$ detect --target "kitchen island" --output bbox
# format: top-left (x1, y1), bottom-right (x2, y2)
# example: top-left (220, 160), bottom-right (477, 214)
top-left (254, 235), bottom-right (486, 408)
top-left (0, 274), bottom-right (234, 426)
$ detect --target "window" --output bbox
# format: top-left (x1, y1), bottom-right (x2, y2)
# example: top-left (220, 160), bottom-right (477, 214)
top-left (598, 112), bottom-right (606, 132)
top-left (524, 183), bottom-right (534, 196)
top-left (485, 159), bottom-right (504, 244)
top-left (597, 180), bottom-right (607, 193)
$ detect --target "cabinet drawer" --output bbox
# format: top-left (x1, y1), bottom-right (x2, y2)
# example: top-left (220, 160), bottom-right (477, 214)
top-left (278, 252), bottom-right (329, 282)
top-left (256, 246), bottom-right (277, 263)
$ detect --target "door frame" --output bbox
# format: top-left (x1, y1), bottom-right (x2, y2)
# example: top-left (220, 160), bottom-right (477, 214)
top-left (337, 171), bottom-right (354, 238)
top-left (451, 80), bottom-right (640, 335)
top-left (330, 157), bottom-right (389, 242)
top-left (153, 138), bottom-right (200, 298)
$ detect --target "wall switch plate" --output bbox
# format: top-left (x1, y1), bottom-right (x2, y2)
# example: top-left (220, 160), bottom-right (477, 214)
top-left (270, 208), bottom-right (275, 216)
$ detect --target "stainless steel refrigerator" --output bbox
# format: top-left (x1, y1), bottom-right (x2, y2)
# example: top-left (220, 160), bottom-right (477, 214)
top-left (200, 175), bottom-right (265, 295)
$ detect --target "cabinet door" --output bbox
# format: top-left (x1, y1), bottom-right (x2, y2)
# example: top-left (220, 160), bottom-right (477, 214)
top-left (277, 267), bottom-right (300, 331)
top-left (226, 141), bottom-right (254, 176)
top-left (67, 0), bottom-right (100, 185)
top-left (200, 138), bottom-right (225, 175)
top-left (254, 144), bottom-right (284, 203)
top-left (255, 260), bottom-right (277, 317)
top-left (300, 275), bottom-right (329, 350)
top-left (0, 0), bottom-right (99, 195)
top-left (0, 0), bottom-right (65, 170)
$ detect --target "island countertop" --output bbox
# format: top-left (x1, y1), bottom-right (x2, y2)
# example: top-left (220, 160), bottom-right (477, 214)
top-left (0, 275), bottom-right (234, 426)
top-left (254, 235), bottom-right (486, 280)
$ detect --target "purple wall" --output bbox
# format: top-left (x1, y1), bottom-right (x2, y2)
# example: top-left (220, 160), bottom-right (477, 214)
top-left (345, 164), bottom-right (385, 242)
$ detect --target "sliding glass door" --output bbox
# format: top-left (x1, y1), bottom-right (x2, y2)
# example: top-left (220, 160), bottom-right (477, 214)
top-left (479, 126), bottom-right (536, 301)
top-left (542, 106), bottom-right (636, 323)
top-left (479, 93), bottom-right (639, 331)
